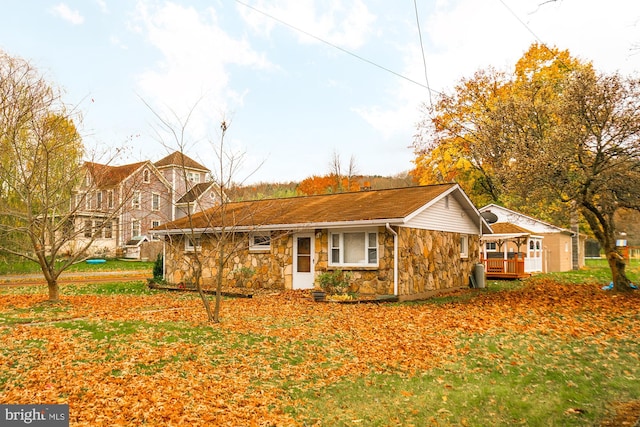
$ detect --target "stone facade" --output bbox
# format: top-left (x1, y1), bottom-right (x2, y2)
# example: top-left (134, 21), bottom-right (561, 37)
top-left (396, 228), bottom-right (479, 297)
top-left (163, 231), bottom-right (292, 289)
top-left (163, 227), bottom-right (479, 297)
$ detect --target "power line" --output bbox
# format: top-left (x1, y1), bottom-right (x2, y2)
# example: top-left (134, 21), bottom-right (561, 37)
top-left (233, 0), bottom-right (435, 92)
top-left (497, 0), bottom-right (572, 71)
top-left (413, 0), bottom-right (433, 107)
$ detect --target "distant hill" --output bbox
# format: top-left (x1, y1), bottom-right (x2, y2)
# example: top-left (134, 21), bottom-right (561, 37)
top-left (228, 172), bottom-right (416, 201)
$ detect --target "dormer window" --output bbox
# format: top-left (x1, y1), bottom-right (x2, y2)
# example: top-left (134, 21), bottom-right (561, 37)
top-left (187, 172), bottom-right (200, 183)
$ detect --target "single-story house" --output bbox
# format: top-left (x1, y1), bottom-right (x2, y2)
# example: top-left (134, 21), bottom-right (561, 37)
top-left (479, 204), bottom-right (586, 274)
top-left (152, 184), bottom-right (491, 300)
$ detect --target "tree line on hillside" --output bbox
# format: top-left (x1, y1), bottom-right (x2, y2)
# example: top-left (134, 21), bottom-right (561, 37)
top-left (227, 172), bottom-right (414, 201)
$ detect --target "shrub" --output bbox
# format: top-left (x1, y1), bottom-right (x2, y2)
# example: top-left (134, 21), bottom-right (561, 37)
top-left (316, 270), bottom-right (351, 295)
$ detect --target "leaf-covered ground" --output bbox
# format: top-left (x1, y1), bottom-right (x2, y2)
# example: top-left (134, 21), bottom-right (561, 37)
top-left (1, 279), bottom-right (638, 426)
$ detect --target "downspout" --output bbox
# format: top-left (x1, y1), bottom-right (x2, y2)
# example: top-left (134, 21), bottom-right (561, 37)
top-left (386, 223), bottom-right (398, 296)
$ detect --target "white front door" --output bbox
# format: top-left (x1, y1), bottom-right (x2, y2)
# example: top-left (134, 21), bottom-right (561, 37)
top-left (293, 233), bottom-right (315, 290)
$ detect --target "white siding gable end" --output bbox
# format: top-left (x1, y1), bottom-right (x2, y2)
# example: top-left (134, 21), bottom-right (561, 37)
top-left (406, 193), bottom-right (480, 234)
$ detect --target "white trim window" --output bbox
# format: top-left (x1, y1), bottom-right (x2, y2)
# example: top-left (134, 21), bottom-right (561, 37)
top-left (132, 219), bottom-right (141, 238)
top-left (104, 221), bottom-right (113, 239)
top-left (329, 229), bottom-right (378, 267)
top-left (143, 169), bottom-right (150, 183)
top-left (249, 232), bottom-right (271, 252)
top-left (187, 172), bottom-right (200, 183)
top-left (83, 220), bottom-right (93, 238)
top-left (485, 241), bottom-right (497, 252)
top-left (76, 192), bottom-right (85, 210)
top-left (460, 235), bottom-right (469, 259)
top-left (107, 190), bottom-right (114, 209)
top-left (152, 193), bottom-right (160, 211)
top-left (132, 191), bottom-right (141, 209)
top-left (185, 235), bottom-right (202, 252)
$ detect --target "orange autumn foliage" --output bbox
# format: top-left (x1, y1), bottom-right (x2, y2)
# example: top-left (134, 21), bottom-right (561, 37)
top-left (1, 279), bottom-right (638, 426)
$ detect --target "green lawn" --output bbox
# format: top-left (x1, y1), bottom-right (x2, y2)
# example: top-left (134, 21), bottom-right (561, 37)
top-left (0, 257), bottom-right (154, 275)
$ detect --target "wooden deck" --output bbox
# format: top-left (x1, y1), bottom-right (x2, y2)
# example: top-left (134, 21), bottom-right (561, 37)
top-left (482, 257), bottom-right (530, 279)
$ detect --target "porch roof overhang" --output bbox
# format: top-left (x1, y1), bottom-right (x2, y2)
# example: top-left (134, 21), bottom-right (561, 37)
top-left (151, 218), bottom-right (406, 236)
top-left (481, 233), bottom-right (544, 242)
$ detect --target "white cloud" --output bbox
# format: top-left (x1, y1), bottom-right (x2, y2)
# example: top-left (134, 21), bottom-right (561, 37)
top-left (133, 1), bottom-right (274, 142)
top-left (354, 0), bottom-right (640, 144)
top-left (95, 0), bottom-right (108, 14)
top-left (50, 3), bottom-right (84, 25)
top-left (238, 0), bottom-right (376, 50)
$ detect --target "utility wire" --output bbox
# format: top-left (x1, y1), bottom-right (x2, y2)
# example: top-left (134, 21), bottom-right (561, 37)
top-left (497, 0), bottom-right (572, 71)
top-left (413, 0), bottom-right (433, 108)
top-left (233, 0), bottom-right (436, 93)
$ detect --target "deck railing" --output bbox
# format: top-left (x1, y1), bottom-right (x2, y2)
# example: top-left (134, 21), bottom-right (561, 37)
top-left (482, 255), bottom-right (527, 278)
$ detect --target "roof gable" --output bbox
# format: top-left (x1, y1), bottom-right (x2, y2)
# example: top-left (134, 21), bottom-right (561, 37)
top-left (480, 204), bottom-right (570, 234)
top-left (86, 161), bottom-right (147, 187)
top-left (176, 182), bottom-right (217, 204)
top-left (156, 184), bottom-right (473, 231)
top-left (154, 151), bottom-right (209, 172)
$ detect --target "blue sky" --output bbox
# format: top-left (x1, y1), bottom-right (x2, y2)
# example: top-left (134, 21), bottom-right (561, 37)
top-left (1, 0), bottom-right (638, 184)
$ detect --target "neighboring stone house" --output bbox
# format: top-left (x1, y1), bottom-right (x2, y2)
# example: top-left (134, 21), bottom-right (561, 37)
top-left (479, 204), bottom-right (586, 273)
top-left (153, 184), bottom-right (491, 300)
top-left (70, 151), bottom-right (219, 258)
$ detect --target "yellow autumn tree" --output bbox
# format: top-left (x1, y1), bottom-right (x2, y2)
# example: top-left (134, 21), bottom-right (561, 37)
top-left (0, 50), bottom-right (89, 301)
top-left (412, 43), bottom-right (586, 220)
top-left (413, 42), bottom-right (640, 291)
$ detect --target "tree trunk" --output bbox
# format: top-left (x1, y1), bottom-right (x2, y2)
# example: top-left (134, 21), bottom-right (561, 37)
top-left (196, 285), bottom-right (215, 322)
top-left (606, 248), bottom-right (633, 292)
top-left (213, 252), bottom-right (224, 323)
top-left (193, 266), bottom-right (215, 322)
top-left (47, 279), bottom-right (60, 302)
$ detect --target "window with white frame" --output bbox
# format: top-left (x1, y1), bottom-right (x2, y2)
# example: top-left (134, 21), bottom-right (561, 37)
top-left (132, 219), bottom-right (140, 238)
top-left (185, 235), bottom-right (202, 251)
top-left (96, 191), bottom-right (103, 209)
top-left (76, 193), bottom-right (85, 210)
top-left (83, 220), bottom-right (92, 238)
top-left (104, 221), bottom-right (113, 239)
top-left (249, 232), bottom-right (271, 251)
top-left (187, 172), bottom-right (200, 183)
top-left (485, 241), bottom-right (497, 251)
top-left (329, 230), bottom-right (378, 266)
top-left (132, 191), bottom-right (141, 209)
top-left (152, 193), bottom-right (160, 211)
top-left (107, 190), bottom-right (114, 209)
top-left (85, 193), bottom-right (92, 210)
top-left (460, 235), bottom-right (469, 258)
top-left (143, 169), bottom-right (150, 183)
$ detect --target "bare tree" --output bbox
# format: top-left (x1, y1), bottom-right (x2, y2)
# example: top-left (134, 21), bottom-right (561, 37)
top-left (145, 100), bottom-right (267, 322)
top-left (328, 150), bottom-right (358, 192)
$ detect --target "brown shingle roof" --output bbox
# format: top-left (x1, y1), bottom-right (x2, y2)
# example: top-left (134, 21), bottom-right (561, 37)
top-left (156, 183), bottom-right (456, 231)
top-left (177, 182), bottom-right (215, 204)
top-left (154, 151), bottom-right (209, 171)
top-left (490, 222), bottom-right (532, 234)
top-left (86, 161), bottom-right (147, 187)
